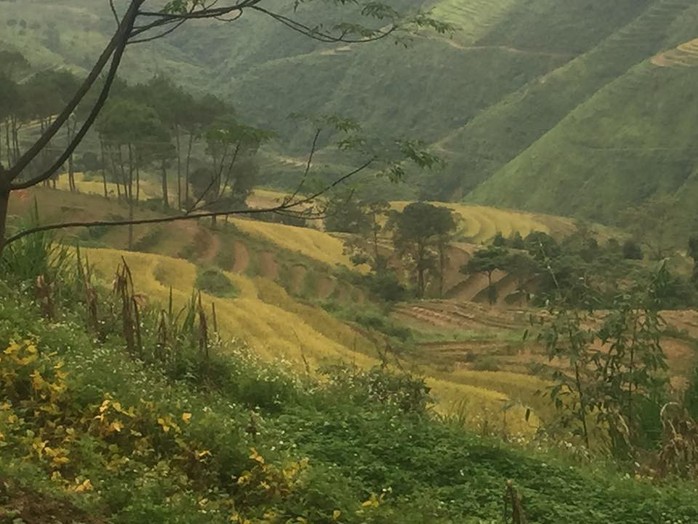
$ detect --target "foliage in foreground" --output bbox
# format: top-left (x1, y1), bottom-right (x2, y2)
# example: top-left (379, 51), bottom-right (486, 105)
top-left (1, 240), bottom-right (698, 523)
top-left (2, 295), bottom-right (698, 523)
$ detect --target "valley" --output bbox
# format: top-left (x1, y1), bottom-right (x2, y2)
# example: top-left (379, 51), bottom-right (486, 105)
top-left (9, 181), bottom-right (698, 436)
top-left (3, 1), bottom-right (698, 522)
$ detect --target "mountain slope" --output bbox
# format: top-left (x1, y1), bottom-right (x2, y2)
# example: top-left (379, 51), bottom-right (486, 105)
top-left (4, 0), bottom-right (698, 227)
top-left (469, 1), bottom-right (698, 229)
top-left (434, 0), bottom-right (687, 198)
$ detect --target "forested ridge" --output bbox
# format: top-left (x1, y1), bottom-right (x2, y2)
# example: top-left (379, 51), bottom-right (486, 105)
top-left (3, 2), bottom-right (698, 522)
top-left (4, 0), bottom-right (698, 230)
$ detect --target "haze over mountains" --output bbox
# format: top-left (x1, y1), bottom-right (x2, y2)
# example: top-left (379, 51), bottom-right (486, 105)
top-left (3, 0), bottom-right (698, 228)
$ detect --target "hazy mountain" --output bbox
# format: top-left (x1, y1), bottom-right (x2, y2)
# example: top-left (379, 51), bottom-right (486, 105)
top-left (3, 0), bottom-right (698, 228)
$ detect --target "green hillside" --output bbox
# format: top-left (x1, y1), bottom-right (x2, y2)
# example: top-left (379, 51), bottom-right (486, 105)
top-left (4, 0), bottom-right (698, 227)
top-left (3, 283), bottom-right (698, 523)
top-left (468, 8), bottom-right (698, 231)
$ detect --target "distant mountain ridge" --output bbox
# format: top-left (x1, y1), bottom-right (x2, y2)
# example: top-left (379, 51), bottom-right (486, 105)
top-left (2, 0), bottom-right (698, 230)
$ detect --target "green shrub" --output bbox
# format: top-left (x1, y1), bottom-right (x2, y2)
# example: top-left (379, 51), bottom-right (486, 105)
top-left (685, 364), bottom-right (698, 421)
top-left (319, 364), bottom-right (432, 415)
top-left (364, 270), bottom-right (409, 302)
top-left (472, 356), bottom-right (501, 371)
top-left (195, 267), bottom-right (238, 298)
top-left (622, 240), bottom-right (643, 260)
top-left (132, 227), bottom-right (163, 252)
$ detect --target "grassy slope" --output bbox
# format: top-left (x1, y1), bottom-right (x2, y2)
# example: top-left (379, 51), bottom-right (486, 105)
top-left (470, 40), bottom-right (698, 229)
top-left (435, 0), bottom-right (673, 198)
top-left (0, 0), bottom-right (658, 210)
top-left (11, 187), bottom-right (571, 430)
top-left (8, 0), bottom-right (698, 227)
top-left (2, 295), bottom-right (697, 523)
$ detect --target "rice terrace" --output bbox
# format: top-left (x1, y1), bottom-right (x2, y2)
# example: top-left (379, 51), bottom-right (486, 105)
top-left (3, 1), bottom-right (698, 523)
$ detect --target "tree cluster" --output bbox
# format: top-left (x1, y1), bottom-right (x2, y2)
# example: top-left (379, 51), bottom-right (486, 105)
top-left (463, 227), bottom-right (697, 309)
top-left (330, 198), bottom-right (458, 300)
top-left (0, 50), bottom-right (81, 187)
top-left (0, 0), bottom-right (451, 255)
top-left (96, 76), bottom-right (268, 217)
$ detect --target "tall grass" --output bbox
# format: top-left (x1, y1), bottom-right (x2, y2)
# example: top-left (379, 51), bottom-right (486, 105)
top-left (1, 203), bottom-right (73, 312)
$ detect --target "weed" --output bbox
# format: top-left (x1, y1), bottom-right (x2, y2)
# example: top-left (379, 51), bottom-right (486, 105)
top-left (195, 267), bottom-right (238, 299)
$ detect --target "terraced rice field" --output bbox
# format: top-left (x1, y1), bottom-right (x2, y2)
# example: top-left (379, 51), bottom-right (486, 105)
top-left (80, 247), bottom-right (537, 433)
top-left (56, 172), bottom-right (166, 202)
top-left (83, 248), bottom-right (378, 366)
top-left (231, 218), bottom-right (361, 269)
top-left (9, 186), bottom-right (612, 433)
top-left (430, 0), bottom-right (518, 44)
top-left (652, 37), bottom-right (698, 68)
top-left (391, 201), bottom-right (575, 243)
top-left (394, 300), bottom-right (528, 331)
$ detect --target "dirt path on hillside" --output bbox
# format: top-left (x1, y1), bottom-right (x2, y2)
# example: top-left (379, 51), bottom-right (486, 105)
top-left (200, 230), bottom-right (220, 264)
top-left (258, 252), bottom-right (279, 280)
top-left (442, 245), bottom-right (471, 293)
top-left (446, 270), bottom-right (507, 302)
top-left (289, 265), bottom-right (307, 295)
top-left (493, 274), bottom-right (520, 306)
top-left (440, 37), bottom-right (573, 59)
top-left (316, 276), bottom-right (335, 299)
top-left (232, 241), bottom-right (250, 273)
top-left (178, 222), bottom-right (219, 263)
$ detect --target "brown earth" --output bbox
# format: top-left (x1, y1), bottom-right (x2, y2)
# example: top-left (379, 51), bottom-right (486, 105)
top-left (258, 251), bottom-right (279, 280)
top-left (232, 241), bottom-right (250, 273)
top-left (0, 477), bottom-right (103, 524)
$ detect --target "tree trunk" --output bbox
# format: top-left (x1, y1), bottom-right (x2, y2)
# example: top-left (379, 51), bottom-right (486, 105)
top-left (128, 199), bottom-right (134, 251)
top-left (67, 119), bottom-right (76, 192)
top-left (100, 140), bottom-right (109, 199)
top-left (127, 145), bottom-right (134, 251)
top-left (438, 242), bottom-right (446, 297)
top-left (11, 117), bottom-right (21, 164)
top-left (487, 271), bottom-right (495, 305)
top-left (161, 158), bottom-right (169, 210)
top-left (0, 122), bottom-right (4, 166)
top-left (4, 122), bottom-right (11, 166)
top-left (372, 222), bottom-right (379, 266)
top-left (0, 175), bottom-right (9, 257)
top-left (68, 154), bottom-right (76, 192)
top-left (417, 243), bottom-right (426, 298)
top-left (175, 125), bottom-right (182, 209)
top-left (185, 133), bottom-right (194, 206)
top-left (135, 165), bottom-right (140, 203)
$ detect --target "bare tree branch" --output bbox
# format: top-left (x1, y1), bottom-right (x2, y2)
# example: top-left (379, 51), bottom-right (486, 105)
top-left (10, 15), bottom-right (134, 191)
top-left (283, 127), bottom-right (321, 206)
top-left (250, 5), bottom-right (397, 43)
top-left (5, 157), bottom-right (377, 247)
top-left (7, 0), bottom-right (144, 181)
top-left (109, 0), bottom-right (121, 25)
top-left (128, 18), bottom-right (189, 45)
top-left (291, 156), bottom-right (376, 207)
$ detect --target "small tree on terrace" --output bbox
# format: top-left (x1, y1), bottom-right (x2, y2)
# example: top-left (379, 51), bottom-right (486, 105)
top-left (324, 190), bottom-right (371, 235)
top-left (332, 193), bottom-right (391, 271)
top-left (688, 235), bottom-right (698, 283)
top-left (622, 196), bottom-right (681, 260)
top-left (462, 245), bottom-right (509, 305)
top-left (0, 0), bottom-right (452, 256)
top-left (189, 115), bottom-right (270, 223)
top-left (391, 202), bottom-right (456, 298)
